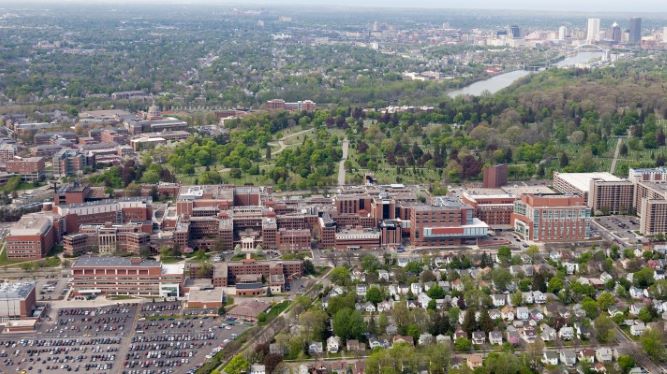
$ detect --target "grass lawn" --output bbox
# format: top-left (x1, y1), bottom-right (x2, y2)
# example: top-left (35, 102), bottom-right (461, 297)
top-left (257, 300), bottom-right (290, 326)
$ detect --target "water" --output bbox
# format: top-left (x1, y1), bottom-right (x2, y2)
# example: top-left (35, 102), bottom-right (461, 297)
top-left (555, 51), bottom-right (606, 68)
top-left (447, 51), bottom-right (607, 98)
top-left (447, 70), bottom-right (531, 98)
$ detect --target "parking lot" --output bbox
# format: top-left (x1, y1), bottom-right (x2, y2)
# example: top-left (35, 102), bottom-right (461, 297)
top-left (594, 215), bottom-right (642, 245)
top-left (0, 302), bottom-right (250, 374)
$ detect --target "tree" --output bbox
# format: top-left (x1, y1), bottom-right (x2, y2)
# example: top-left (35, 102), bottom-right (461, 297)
top-left (303, 260), bottom-right (316, 275)
top-left (484, 352), bottom-right (532, 373)
top-left (581, 297), bottom-right (599, 319)
top-left (526, 338), bottom-right (544, 364)
top-left (263, 353), bottom-right (282, 373)
top-left (361, 254), bottom-right (382, 273)
top-left (597, 291), bottom-right (615, 311)
top-left (366, 286), bottom-right (384, 305)
top-left (478, 309), bottom-right (494, 333)
top-left (427, 285), bottom-right (446, 299)
top-left (547, 276), bottom-right (564, 294)
top-left (224, 354), bottom-right (250, 374)
top-left (454, 337), bottom-right (472, 352)
top-left (511, 291), bottom-right (523, 306)
top-left (634, 267), bottom-right (655, 288)
top-left (299, 309), bottom-right (328, 341)
top-left (649, 279), bottom-right (667, 300)
top-left (330, 266), bottom-right (350, 286)
top-left (326, 293), bottom-right (356, 316)
top-left (333, 308), bottom-right (366, 341)
top-left (617, 355), bottom-right (636, 373)
top-left (640, 328), bottom-right (666, 362)
top-left (491, 268), bottom-right (513, 292)
top-left (594, 314), bottom-right (616, 343)
top-left (497, 246), bottom-right (511, 263)
top-left (461, 308), bottom-right (476, 334)
top-left (526, 245), bottom-right (539, 260)
top-left (420, 269), bottom-right (437, 283)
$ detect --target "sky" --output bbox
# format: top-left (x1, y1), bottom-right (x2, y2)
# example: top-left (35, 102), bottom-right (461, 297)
top-left (7, 0), bottom-right (667, 13)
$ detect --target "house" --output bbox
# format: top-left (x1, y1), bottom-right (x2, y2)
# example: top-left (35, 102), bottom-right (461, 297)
top-left (559, 326), bottom-right (575, 340)
top-left (542, 351), bottom-right (559, 366)
top-left (599, 272), bottom-right (613, 283)
top-left (356, 284), bottom-right (367, 297)
top-left (435, 334), bottom-right (451, 345)
top-left (454, 329), bottom-right (467, 341)
top-left (579, 348), bottom-right (595, 364)
top-left (250, 364), bottom-right (266, 374)
top-left (377, 270), bottom-right (390, 281)
top-left (489, 330), bottom-right (503, 345)
top-left (560, 349), bottom-right (577, 366)
top-left (392, 335), bottom-right (414, 346)
top-left (346, 339), bottom-right (366, 353)
top-left (540, 325), bottom-right (557, 342)
top-left (595, 347), bottom-right (613, 363)
top-left (352, 270), bottom-right (366, 282)
top-left (628, 368), bottom-right (650, 374)
top-left (472, 331), bottom-right (486, 345)
top-left (630, 321), bottom-right (646, 336)
top-left (522, 292), bottom-right (534, 304)
top-left (327, 336), bottom-right (341, 354)
top-left (501, 305), bottom-right (515, 321)
top-left (516, 306), bottom-right (530, 320)
top-left (489, 309), bottom-right (502, 320)
top-left (369, 338), bottom-right (389, 349)
top-left (575, 322), bottom-right (591, 340)
top-left (377, 301), bottom-right (393, 313)
top-left (506, 330), bottom-right (521, 345)
top-left (269, 343), bottom-right (285, 356)
top-left (363, 302), bottom-right (376, 313)
top-left (492, 294), bottom-right (507, 307)
top-left (418, 293), bottom-right (432, 309)
top-left (629, 303), bottom-right (644, 316)
top-left (418, 333), bottom-right (434, 346)
top-left (308, 342), bottom-right (323, 356)
top-left (467, 354), bottom-right (483, 370)
top-left (592, 362), bottom-right (608, 373)
top-left (533, 291), bottom-right (547, 304)
top-left (520, 327), bottom-right (537, 343)
top-left (564, 262), bottom-right (579, 275)
top-left (410, 282), bottom-right (422, 295)
top-left (630, 287), bottom-right (646, 299)
top-left (451, 279), bottom-right (464, 292)
top-left (608, 306), bottom-right (624, 317)
top-left (397, 258), bottom-right (410, 267)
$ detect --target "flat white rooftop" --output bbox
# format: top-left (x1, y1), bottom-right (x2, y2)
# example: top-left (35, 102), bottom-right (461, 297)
top-left (555, 172), bottom-right (622, 194)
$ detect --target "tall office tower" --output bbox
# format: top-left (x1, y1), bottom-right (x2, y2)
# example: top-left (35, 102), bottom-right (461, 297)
top-left (629, 17), bottom-right (642, 44)
top-left (663, 27), bottom-right (667, 43)
top-left (558, 26), bottom-right (568, 40)
top-left (611, 22), bottom-right (622, 43)
top-left (510, 25), bottom-right (521, 39)
top-left (586, 18), bottom-right (601, 43)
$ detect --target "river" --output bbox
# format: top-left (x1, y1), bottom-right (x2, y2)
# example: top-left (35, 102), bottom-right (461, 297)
top-left (447, 51), bottom-right (606, 98)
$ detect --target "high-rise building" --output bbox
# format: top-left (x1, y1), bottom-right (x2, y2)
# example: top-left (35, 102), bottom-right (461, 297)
top-left (629, 17), bottom-right (642, 44)
top-left (663, 27), bottom-right (667, 43)
top-left (510, 25), bottom-right (521, 39)
top-left (558, 26), bottom-right (568, 40)
top-left (512, 194), bottom-right (591, 242)
top-left (611, 22), bottom-right (622, 43)
top-left (483, 164), bottom-right (509, 188)
top-left (586, 18), bottom-right (601, 43)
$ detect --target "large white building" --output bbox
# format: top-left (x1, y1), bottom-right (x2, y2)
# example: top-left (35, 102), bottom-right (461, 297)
top-left (586, 18), bottom-right (601, 43)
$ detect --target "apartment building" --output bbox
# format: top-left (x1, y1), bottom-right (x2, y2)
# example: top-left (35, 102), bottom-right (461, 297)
top-left (5, 157), bottom-right (45, 182)
top-left (6, 213), bottom-right (59, 260)
top-left (461, 190), bottom-right (515, 229)
top-left (52, 149), bottom-right (88, 177)
top-left (553, 172), bottom-right (633, 214)
top-left (512, 194), bottom-right (591, 242)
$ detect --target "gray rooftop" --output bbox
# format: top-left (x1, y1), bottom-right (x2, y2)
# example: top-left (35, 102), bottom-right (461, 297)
top-left (73, 256), bottom-right (160, 268)
top-left (0, 282), bottom-right (35, 300)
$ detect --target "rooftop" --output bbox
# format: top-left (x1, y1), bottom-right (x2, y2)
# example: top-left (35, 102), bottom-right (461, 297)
top-left (188, 288), bottom-right (224, 303)
top-left (0, 282), bottom-right (35, 300)
top-left (9, 213), bottom-right (53, 236)
top-left (555, 172), bottom-right (622, 193)
top-left (72, 256), bottom-right (160, 268)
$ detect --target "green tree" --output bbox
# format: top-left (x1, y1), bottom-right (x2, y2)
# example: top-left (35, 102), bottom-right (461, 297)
top-left (333, 308), bottom-right (366, 341)
top-left (597, 291), bottom-right (615, 311)
top-left (224, 354), bottom-right (250, 374)
top-left (634, 267), bottom-right (655, 288)
top-left (366, 286), bottom-right (384, 305)
top-left (326, 292), bottom-right (356, 316)
top-left (497, 246), bottom-right (511, 263)
top-left (640, 328), bottom-right (666, 362)
top-left (299, 308), bottom-right (328, 340)
top-left (454, 337), bottom-right (472, 352)
top-left (594, 314), bottom-right (616, 343)
top-left (617, 355), bottom-right (636, 373)
top-left (330, 266), bottom-right (351, 286)
top-left (547, 276), bottom-right (564, 294)
top-left (491, 268), bottom-right (513, 292)
top-left (427, 285), bottom-right (446, 299)
top-left (581, 297), bottom-right (599, 319)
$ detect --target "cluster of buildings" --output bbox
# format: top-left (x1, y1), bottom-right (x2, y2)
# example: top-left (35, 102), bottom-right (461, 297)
top-left (9, 165), bottom-right (667, 261)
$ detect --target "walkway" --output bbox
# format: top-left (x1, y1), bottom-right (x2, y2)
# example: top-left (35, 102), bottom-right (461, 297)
top-left (610, 137), bottom-right (623, 174)
top-left (266, 128), bottom-right (315, 157)
top-left (338, 139), bottom-right (349, 186)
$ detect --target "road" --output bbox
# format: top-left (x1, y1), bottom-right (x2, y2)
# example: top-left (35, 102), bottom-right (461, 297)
top-left (338, 139), bottom-right (349, 186)
top-left (614, 325), bottom-right (667, 374)
top-left (266, 128), bottom-right (315, 156)
top-left (610, 137), bottom-right (623, 174)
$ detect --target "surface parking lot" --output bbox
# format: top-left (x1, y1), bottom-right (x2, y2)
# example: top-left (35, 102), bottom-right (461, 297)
top-left (0, 302), bottom-right (250, 374)
top-left (594, 215), bottom-right (642, 244)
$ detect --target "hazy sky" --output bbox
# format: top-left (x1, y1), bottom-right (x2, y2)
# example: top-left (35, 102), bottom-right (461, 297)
top-left (7, 0), bottom-right (666, 13)
top-left (241, 0), bottom-right (665, 12)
